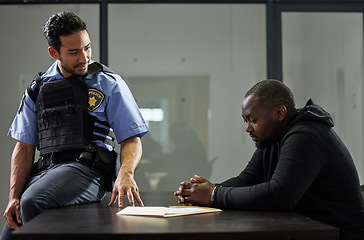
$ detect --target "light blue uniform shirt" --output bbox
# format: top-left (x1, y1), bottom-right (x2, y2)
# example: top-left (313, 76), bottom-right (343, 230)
top-left (8, 61), bottom-right (149, 151)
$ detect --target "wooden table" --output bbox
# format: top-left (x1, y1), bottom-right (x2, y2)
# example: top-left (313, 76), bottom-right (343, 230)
top-left (13, 191), bottom-right (339, 240)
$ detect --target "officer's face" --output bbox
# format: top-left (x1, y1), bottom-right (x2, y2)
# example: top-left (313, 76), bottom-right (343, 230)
top-left (48, 29), bottom-right (91, 78)
top-left (242, 93), bottom-right (282, 149)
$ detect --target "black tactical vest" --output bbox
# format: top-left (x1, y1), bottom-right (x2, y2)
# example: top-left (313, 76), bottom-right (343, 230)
top-left (30, 62), bottom-right (115, 155)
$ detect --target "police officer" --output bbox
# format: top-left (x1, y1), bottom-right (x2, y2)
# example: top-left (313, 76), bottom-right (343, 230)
top-left (1, 11), bottom-right (149, 240)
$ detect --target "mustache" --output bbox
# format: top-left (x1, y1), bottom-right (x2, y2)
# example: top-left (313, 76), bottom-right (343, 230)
top-left (75, 63), bottom-right (86, 68)
top-left (249, 133), bottom-right (257, 138)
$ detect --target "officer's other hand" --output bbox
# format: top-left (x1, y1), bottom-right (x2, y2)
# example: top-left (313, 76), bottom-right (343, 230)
top-left (3, 198), bottom-right (22, 229)
top-left (108, 172), bottom-right (144, 208)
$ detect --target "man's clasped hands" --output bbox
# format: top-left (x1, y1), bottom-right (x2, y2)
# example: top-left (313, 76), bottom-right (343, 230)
top-left (174, 175), bottom-right (215, 207)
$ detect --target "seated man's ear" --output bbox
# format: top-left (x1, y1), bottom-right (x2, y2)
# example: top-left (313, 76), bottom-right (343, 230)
top-left (276, 105), bottom-right (287, 122)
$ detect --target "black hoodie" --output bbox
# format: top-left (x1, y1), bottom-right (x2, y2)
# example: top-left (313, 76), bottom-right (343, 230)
top-left (214, 99), bottom-right (364, 234)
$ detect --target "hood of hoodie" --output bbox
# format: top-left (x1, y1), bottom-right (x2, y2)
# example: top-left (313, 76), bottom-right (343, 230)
top-left (290, 99), bottom-right (334, 128)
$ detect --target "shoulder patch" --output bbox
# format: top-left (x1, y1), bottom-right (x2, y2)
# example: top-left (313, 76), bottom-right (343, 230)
top-left (88, 88), bottom-right (105, 112)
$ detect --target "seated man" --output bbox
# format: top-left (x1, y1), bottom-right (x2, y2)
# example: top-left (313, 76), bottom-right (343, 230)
top-left (175, 79), bottom-right (364, 240)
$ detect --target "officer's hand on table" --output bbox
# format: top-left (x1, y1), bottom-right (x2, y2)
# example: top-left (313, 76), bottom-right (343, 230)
top-left (3, 198), bottom-right (22, 229)
top-left (174, 175), bottom-right (215, 207)
top-left (108, 172), bottom-right (144, 208)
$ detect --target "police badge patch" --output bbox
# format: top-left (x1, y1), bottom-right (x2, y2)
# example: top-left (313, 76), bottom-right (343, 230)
top-left (88, 88), bottom-right (105, 112)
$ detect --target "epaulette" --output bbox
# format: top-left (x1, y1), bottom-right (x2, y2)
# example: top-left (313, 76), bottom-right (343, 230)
top-left (27, 72), bottom-right (43, 104)
top-left (87, 62), bottom-right (114, 75)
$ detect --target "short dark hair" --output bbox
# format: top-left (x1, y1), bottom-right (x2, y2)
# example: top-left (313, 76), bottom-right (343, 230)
top-left (245, 79), bottom-right (296, 112)
top-left (43, 11), bottom-right (87, 52)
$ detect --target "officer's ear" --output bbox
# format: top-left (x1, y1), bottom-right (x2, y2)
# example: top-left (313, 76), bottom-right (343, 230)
top-left (48, 46), bottom-right (59, 60)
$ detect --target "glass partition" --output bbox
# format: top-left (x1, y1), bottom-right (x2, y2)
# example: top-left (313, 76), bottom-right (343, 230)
top-left (282, 12), bottom-right (364, 182)
top-left (109, 4), bottom-right (267, 190)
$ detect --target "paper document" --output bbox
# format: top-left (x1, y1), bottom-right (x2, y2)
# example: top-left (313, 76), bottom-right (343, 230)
top-left (116, 206), bottom-right (222, 218)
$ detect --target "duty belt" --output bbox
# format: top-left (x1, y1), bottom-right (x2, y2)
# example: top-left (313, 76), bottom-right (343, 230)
top-left (33, 143), bottom-right (115, 174)
top-left (34, 149), bottom-right (83, 172)
top-left (32, 144), bottom-right (117, 192)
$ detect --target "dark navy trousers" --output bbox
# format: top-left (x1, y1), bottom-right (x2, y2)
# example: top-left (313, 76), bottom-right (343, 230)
top-left (0, 161), bottom-right (107, 240)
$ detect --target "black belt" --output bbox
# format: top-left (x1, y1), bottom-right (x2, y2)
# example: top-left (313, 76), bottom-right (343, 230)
top-left (32, 146), bottom-right (117, 192)
top-left (34, 149), bottom-right (83, 172)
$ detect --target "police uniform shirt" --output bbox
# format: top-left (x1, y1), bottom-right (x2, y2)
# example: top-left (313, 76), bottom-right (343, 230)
top-left (8, 60), bottom-right (149, 150)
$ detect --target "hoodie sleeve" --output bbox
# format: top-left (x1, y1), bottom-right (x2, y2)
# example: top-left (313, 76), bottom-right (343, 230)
top-left (213, 128), bottom-right (325, 210)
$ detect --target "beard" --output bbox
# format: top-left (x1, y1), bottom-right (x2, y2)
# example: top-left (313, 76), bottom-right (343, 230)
top-left (59, 58), bottom-right (89, 77)
top-left (255, 137), bottom-right (277, 149)
top-left (256, 140), bottom-right (270, 149)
